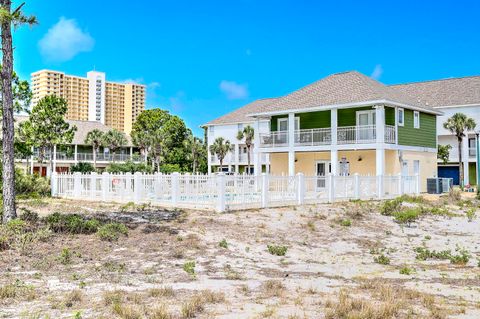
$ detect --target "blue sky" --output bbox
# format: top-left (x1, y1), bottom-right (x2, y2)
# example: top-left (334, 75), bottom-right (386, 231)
top-left (14, 0), bottom-right (480, 136)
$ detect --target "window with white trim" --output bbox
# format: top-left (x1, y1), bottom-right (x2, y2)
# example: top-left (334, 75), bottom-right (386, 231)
top-left (413, 111), bottom-right (420, 129)
top-left (208, 126), bottom-right (214, 135)
top-left (398, 108), bottom-right (404, 126)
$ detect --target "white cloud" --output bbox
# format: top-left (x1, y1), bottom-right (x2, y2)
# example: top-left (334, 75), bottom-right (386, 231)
top-left (219, 80), bottom-right (249, 100)
top-left (370, 64), bottom-right (383, 80)
top-left (39, 17), bottom-right (94, 62)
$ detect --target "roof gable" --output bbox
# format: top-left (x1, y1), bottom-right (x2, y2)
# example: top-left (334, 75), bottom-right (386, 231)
top-left (256, 71), bottom-right (431, 114)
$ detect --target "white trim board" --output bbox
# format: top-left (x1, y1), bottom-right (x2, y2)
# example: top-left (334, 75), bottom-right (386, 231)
top-left (248, 99), bottom-right (443, 118)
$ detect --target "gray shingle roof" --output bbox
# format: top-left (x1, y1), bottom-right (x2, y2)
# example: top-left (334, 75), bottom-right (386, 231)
top-left (251, 71), bottom-right (437, 115)
top-left (14, 115), bottom-right (133, 146)
top-left (203, 98), bottom-right (278, 126)
top-left (389, 76), bottom-right (480, 108)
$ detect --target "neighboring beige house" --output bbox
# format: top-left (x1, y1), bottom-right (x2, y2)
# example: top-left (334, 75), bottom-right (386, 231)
top-left (31, 70), bottom-right (145, 134)
top-left (15, 115), bottom-right (138, 177)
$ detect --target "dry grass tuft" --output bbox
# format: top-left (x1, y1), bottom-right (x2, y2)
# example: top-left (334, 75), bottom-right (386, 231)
top-left (261, 280), bottom-right (285, 298)
top-left (181, 295), bottom-right (205, 318)
top-left (149, 286), bottom-right (175, 298)
top-left (112, 303), bottom-right (143, 319)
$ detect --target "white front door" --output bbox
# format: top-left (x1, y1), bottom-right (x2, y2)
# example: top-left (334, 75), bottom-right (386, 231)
top-left (356, 110), bottom-right (376, 142)
top-left (413, 160), bottom-right (420, 176)
top-left (401, 161), bottom-right (409, 176)
top-left (315, 160), bottom-right (331, 188)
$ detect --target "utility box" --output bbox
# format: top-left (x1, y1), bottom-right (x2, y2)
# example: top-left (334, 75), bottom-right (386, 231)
top-left (427, 178), bottom-right (453, 194)
top-left (427, 178), bottom-right (443, 194)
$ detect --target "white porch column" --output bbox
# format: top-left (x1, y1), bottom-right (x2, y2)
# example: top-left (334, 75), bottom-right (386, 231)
top-left (331, 109), bottom-right (338, 176)
top-left (331, 108), bottom-right (337, 145)
top-left (234, 143), bottom-right (240, 173)
top-left (330, 150), bottom-right (338, 176)
top-left (288, 113), bottom-right (296, 176)
top-left (253, 118), bottom-right (261, 175)
top-left (288, 113), bottom-right (295, 147)
top-left (130, 147), bottom-right (133, 160)
top-left (288, 150), bottom-right (295, 176)
top-left (375, 105), bottom-right (385, 145)
top-left (74, 144), bottom-right (78, 164)
top-left (462, 137), bottom-right (469, 185)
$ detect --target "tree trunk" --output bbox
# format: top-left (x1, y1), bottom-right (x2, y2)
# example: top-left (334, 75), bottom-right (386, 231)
top-left (93, 146), bottom-right (97, 168)
top-left (219, 158), bottom-right (223, 172)
top-left (1, 0), bottom-right (16, 223)
top-left (458, 138), bottom-right (464, 187)
top-left (247, 145), bottom-right (251, 174)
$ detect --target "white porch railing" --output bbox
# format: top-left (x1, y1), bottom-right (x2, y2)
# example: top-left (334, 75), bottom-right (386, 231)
top-left (337, 125), bottom-right (377, 144)
top-left (294, 128), bottom-right (331, 146)
top-left (259, 125), bottom-right (397, 148)
top-left (52, 172), bottom-right (419, 212)
top-left (259, 131), bottom-right (288, 148)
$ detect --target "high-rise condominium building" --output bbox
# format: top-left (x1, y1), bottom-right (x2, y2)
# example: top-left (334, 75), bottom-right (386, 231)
top-left (31, 70), bottom-right (146, 133)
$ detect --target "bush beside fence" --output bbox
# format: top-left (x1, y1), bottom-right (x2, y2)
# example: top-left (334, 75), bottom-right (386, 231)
top-left (51, 172), bottom-right (419, 212)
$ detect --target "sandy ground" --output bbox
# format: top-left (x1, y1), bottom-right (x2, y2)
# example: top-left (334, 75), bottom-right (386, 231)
top-left (0, 194), bottom-right (479, 318)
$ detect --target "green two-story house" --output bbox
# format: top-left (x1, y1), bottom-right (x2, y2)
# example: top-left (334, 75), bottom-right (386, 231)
top-left (247, 71), bottom-right (441, 192)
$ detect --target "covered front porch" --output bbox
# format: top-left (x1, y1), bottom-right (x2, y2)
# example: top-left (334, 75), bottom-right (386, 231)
top-left (267, 149), bottom-right (437, 193)
top-left (269, 149), bottom-right (392, 177)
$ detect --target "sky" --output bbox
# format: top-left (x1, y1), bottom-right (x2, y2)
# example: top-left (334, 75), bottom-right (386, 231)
top-left (13, 0), bottom-right (480, 136)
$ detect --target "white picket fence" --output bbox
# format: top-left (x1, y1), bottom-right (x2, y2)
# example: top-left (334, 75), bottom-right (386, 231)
top-left (51, 172), bottom-right (419, 212)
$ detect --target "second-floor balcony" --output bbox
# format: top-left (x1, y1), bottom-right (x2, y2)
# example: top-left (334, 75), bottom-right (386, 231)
top-left (259, 125), bottom-right (396, 148)
top-left (210, 152), bottom-right (267, 164)
top-left (32, 151), bottom-right (136, 163)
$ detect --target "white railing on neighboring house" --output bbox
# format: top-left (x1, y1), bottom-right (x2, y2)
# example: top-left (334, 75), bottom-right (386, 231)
top-left (294, 128), bottom-right (331, 146)
top-left (51, 172), bottom-right (419, 212)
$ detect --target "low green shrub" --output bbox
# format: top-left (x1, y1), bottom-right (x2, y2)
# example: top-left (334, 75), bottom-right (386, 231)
top-left (183, 261), bottom-right (196, 276)
top-left (70, 162), bottom-right (95, 173)
top-left (267, 245), bottom-right (287, 256)
top-left (219, 239), bottom-right (228, 249)
top-left (339, 219), bottom-right (352, 227)
top-left (465, 208), bottom-right (476, 222)
top-left (373, 254), bottom-right (390, 265)
top-left (380, 198), bottom-right (402, 216)
top-left (106, 160), bottom-right (153, 174)
top-left (44, 213), bottom-right (100, 234)
top-left (399, 266), bottom-right (413, 275)
top-left (0, 219), bottom-right (51, 253)
top-left (97, 223), bottom-right (128, 241)
top-left (393, 209), bottom-right (421, 225)
top-left (414, 247), bottom-right (451, 261)
top-left (14, 169), bottom-right (50, 197)
top-left (449, 248), bottom-right (470, 265)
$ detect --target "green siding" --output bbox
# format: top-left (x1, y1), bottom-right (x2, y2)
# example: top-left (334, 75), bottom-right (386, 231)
top-left (271, 110), bottom-right (330, 131)
top-left (398, 110), bottom-right (436, 148)
top-left (469, 163), bottom-right (476, 186)
top-left (385, 107), bottom-right (395, 126)
top-left (337, 106), bottom-right (375, 126)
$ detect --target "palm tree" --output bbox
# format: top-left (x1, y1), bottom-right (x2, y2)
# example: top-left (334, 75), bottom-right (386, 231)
top-left (443, 113), bottom-right (476, 186)
top-left (185, 134), bottom-right (205, 174)
top-left (102, 129), bottom-right (128, 163)
top-left (209, 137), bottom-right (233, 172)
top-left (84, 129), bottom-right (104, 168)
top-left (131, 130), bottom-right (150, 164)
top-left (237, 125), bottom-right (254, 174)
